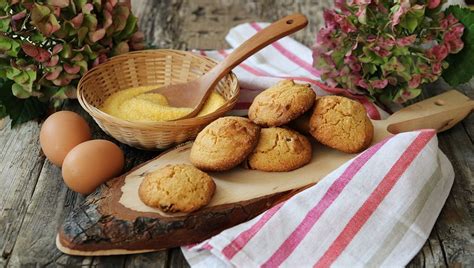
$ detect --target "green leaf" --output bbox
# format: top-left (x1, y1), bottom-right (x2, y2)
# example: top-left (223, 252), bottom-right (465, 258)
top-left (8, 38), bottom-right (20, 57)
top-left (12, 83), bottom-right (31, 98)
top-left (8, 69), bottom-right (36, 88)
top-left (76, 0), bottom-right (90, 7)
top-left (443, 6), bottom-right (474, 86)
top-left (77, 26), bottom-right (88, 45)
top-left (0, 35), bottom-right (11, 50)
top-left (362, 63), bottom-right (377, 75)
top-left (91, 0), bottom-right (101, 12)
top-left (331, 49), bottom-right (346, 68)
top-left (31, 32), bottom-right (46, 43)
top-left (0, 79), bottom-right (48, 127)
top-left (6, 67), bottom-right (21, 80)
top-left (47, 0), bottom-right (70, 8)
top-left (400, 5), bottom-right (425, 33)
top-left (400, 15), bottom-right (418, 33)
top-left (31, 3), bottom-right (51, 23)
top-left (392, 46), bottom-right (409, 56)
top-left (0, 17), bottom-right (10, 32)
top-left (12, 71), bottom-right (30, 85)
top-left (83, 14), bottom-right (97, 31)
top-left (0, 36), bottom-right (20, 57)
top-left (0, 1), bottom-right (8, 10)
top-left (60, 43), bottom-right (72, 58)
top-left (114, 13), bottom-right (137, 41)
top-left (74, 59), bottom-right (88, 73)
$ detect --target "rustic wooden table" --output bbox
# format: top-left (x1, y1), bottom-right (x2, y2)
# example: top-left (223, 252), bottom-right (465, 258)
top-left (1, 0), bottom-right (472, 267)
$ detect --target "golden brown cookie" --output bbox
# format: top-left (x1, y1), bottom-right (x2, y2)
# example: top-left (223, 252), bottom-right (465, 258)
top-left (138, 164), bottom-right (215, 213)
top-left (248, 80), bottom-right (316, 127)
top-left (247, 127), bottom-right (312, 172)
top-left (309, 96), bottom-right (373, 153)
top-left (190, 116), bottom-right (260, 171)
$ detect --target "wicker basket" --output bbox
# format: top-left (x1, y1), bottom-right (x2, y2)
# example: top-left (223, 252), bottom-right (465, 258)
top-left (77, 49), bottom-right (240, 150)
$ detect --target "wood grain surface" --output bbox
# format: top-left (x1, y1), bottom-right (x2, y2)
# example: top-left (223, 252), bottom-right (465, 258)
top-left (0, 0), bottom-right (472, 267)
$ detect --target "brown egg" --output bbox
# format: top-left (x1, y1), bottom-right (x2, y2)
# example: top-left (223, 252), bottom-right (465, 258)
top-left (62, 140), bottom-right (124, 195)
top-left (40, 111), bottom-right (91, 166)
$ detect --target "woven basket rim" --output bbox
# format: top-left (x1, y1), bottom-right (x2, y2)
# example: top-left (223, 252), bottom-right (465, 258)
top-left (77, 49), bottom-right (239, 128)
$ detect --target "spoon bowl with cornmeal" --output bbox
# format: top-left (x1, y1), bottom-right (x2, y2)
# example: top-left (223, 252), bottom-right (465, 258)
top-left (150, 13), bottom-right (308, 120)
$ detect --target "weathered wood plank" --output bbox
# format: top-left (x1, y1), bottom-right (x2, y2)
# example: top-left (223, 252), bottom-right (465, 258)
top-left (407, 83), bottom-right (474, 267)
top-left (176, 0), bottom-right (264, 50)
top-left (0, 1), bottom-right (471, 267)
top-left (0, 121), bottom-right (45, 267)
top-left (435, 127), bottom-right (474, 267)
top-left (174, 0), bottom-right (332, 50)
top-left (169, 248), bottom-right (190, 268)
top-left (253, 0), bottom-right (333, 47)
top-left (132, 0), bottom-right (185, 49)
top-left (5, 101), bottom-right (163, 266)
top-left (407, 226), bottom-right (448, 268)
top-left (7, 159), bottom-right (84, 266)
top-left (124, 251), bottom-right (169, 268)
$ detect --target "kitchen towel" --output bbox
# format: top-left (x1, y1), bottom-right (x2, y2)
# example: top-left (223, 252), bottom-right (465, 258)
top-left (181, 23), bottom-right (454, 267)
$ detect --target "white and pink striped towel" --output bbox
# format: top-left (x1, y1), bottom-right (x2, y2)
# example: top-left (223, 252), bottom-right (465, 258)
top-left (181, 23), bottom-right (455, 267)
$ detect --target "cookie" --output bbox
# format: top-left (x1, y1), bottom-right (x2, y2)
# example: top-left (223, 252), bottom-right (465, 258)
top-left (190, 116), bottom-right (260, 171)
top-left (309, 96), bottom-right (373, 153)
top-left (138, 164), bottom-right (215, 213)
top-left (247, 127), bottom-right (312, 172)
top-left (248, 80), bottom-right (316, 127)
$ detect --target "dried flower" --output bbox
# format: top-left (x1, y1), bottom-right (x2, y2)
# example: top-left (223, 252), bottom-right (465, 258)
top-left (0, 0), bottom-right (145, 126)
top-left (313, 0), bottom-right (464, 103)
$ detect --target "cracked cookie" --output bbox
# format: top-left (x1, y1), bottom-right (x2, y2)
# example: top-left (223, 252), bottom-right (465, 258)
top-left (138, 164), bottom-right (215, 213)
top-left (248, 80), bottom-right (316, 127)
top-left (247, 127), bottom-right (312, 172)
top-left (190, 116), bottom-right (260, 171)
top-left (309, 96), bottom-right (373, 153)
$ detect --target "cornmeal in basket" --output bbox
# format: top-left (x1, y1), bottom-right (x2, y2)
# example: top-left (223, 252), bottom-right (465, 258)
top-left (100, 85), bottom-right (226, 122)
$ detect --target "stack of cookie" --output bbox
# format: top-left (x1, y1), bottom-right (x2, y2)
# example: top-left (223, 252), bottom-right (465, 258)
top-left (189, 80), bottom-right (315, 173)
top-left (190, 79), bottom-right (374, 173)
top-left (138, 79), bottom-right (374, 214)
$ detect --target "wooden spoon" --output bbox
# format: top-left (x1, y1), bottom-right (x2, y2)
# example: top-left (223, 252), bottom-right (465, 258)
top-left (150, 13), bottom-right (308, 119)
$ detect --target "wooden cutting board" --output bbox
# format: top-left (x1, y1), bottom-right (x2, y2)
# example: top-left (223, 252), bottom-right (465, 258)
top-left (57, 90), bottom-right (473, 256)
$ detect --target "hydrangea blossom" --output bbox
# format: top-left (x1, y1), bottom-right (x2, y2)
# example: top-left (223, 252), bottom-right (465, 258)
top-left (313, 0), bottom-right (464, 103)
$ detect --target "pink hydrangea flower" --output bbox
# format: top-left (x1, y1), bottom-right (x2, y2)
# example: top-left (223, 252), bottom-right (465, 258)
top-left (323, 10), bottom-right (338, 30)
top-left (357, 79), bottom-right (369, 89)
top-left (428, 0), bottom-right (441, 9)
top-left (408, 74), bottom-right (422, 88)
top-left (391, 0), bottom-right (410, 27)
top-left (443, 24), bottom-right (464, 53)
top-left (397, 35), bottom-right (416, 46)
top-left (312, 0), bottom-right (465, 104)
top-left (371, 79), bottom-right (388, 89)
top-left (432, 62), bottom-right (443, 74)
top-left (427, 44), bottom-right (449, 61)
top-left (334, 13), bottom-right (357, 33)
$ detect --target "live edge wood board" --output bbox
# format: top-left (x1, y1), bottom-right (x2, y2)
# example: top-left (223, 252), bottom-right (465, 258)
top-left (57, 90), bottom-right (474, 256)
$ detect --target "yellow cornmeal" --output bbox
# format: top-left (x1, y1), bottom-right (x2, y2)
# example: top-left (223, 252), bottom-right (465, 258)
top-left (100, 85), bottom-right (226, 122)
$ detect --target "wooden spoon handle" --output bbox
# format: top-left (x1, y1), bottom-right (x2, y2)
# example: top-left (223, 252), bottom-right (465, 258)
top-left (386, 90), bottom-right (474, 134)
top-left (205, 13), bottom-right (308, 83)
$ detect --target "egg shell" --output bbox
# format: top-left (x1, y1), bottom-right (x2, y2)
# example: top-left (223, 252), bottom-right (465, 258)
top-left (62, 140), bottom-right (124, 195)
top-left (40, 111), bottom-right (91, 166)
